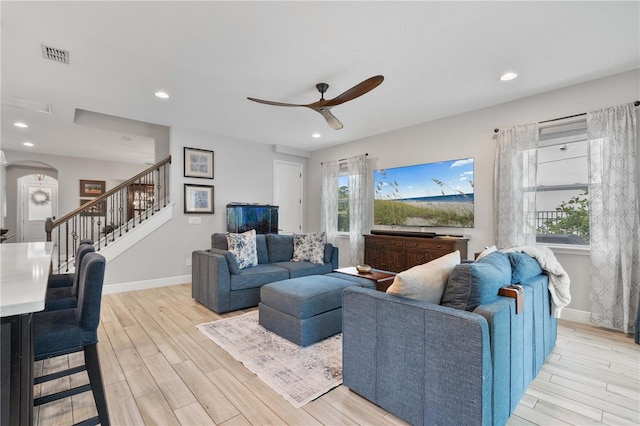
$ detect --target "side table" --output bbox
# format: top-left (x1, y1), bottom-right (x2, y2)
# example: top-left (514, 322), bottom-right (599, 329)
top-left (333, 267), bottom-right (396, 292)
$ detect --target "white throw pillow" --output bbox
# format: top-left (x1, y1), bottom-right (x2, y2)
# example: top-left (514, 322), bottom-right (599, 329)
top-left (386, 250), bottom-right (461, 303)
top-left (226, 229), bottom-right (258, 269)
top-left (292, 232), bottom-right (325, 264)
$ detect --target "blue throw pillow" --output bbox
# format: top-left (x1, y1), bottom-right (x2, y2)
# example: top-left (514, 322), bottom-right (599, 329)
top-left (255, 234), bottom-right (269, 264)
top-left (507, 252), bottom-right (543, 284)
top-left (324, 243), bottom-right (333, 264)
top-left (266, 234), bottom-right (294, 262)
top-left (441, 251), bottom-right (511, 311)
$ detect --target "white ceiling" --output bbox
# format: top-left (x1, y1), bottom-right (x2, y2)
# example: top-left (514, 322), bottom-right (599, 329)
top-left (2, 1), bottom-right (639, 164)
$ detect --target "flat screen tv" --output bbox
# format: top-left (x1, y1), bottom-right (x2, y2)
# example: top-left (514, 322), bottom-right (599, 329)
top-left (374, 157), bottom-right (474, 228)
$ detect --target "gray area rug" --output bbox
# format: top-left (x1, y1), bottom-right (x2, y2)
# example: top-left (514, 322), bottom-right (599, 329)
top-left (197, 311), bottom-right (342, 408)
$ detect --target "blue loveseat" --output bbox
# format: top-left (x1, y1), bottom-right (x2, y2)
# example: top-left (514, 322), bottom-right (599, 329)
top-left (342, 251), bottom-right (557, 426)
top-left (192, 233), bottom-right (338, 313)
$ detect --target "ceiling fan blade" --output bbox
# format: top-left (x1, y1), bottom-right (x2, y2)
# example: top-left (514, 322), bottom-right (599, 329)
top-left (324, 75), bottom-right (384, 107)
top-left (318, 108), bottom-right (343, 130)
top-left (247, 97), bottom-right (307, 107)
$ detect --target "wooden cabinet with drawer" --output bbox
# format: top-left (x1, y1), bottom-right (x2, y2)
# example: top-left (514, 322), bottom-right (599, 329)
top-left (364, 234), bottom-right (468, 273)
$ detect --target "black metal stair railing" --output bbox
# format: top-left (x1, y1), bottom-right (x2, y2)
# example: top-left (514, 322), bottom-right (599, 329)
top-left (46, 156), bottom-right (171, 273)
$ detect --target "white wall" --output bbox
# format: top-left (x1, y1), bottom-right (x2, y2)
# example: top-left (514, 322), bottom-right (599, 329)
top-left (306, 68), bottom-right (640, 319)
top-left (103, 126), bottom-right (307, 287)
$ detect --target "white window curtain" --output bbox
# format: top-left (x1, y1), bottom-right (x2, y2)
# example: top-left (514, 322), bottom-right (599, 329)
top-left (320, 159), bottom-right (340, 245)
top-left (347, 154), bottom-right (368, 265)
top-left (494, 124), bottom-right (539, 248)
top-left (587, 103), bottom-right (640, 336)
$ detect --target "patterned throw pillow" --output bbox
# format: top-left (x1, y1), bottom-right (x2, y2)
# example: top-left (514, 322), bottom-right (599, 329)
top-left (226, 230), bottom-right (258, 270)
top-left (292, 232), bottom-right (326, 264)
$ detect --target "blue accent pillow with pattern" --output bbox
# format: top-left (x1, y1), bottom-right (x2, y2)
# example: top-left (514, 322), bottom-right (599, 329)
top-left (226, 229), bottom-right (258, 269)
top-left (292, 232), bottom-right (326, 264)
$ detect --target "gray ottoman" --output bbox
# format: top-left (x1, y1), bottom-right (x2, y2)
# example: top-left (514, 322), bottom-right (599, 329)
top-left (259, 275), bottom-right (366, 346)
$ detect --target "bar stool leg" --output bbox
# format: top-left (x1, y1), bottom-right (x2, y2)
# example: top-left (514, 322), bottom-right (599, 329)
top-left (84, 344), bottom-right (110, 426)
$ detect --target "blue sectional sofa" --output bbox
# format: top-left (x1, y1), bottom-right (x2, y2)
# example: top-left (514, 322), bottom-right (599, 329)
top-left (342, 251), bottom-right (557, 426)
top-left (192, 233), bottom-right (339, 313)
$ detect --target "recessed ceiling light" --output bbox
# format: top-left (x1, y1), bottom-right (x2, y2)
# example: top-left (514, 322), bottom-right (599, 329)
top-left (500, 72), bottom-right (518, 81)
top-left (155, 91), bottom-right (170, 99)
top-left (312, 133), bottom-right (321, 138)
top-left (14, 121), bottom-right (29, 128)
top-left (23, 141), bottom-right (34, 147)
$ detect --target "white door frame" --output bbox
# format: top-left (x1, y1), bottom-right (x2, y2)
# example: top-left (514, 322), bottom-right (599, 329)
top-left (273, 160), bottom-right (304, 234)
top-left (17, 175), bottom-right (58, 242)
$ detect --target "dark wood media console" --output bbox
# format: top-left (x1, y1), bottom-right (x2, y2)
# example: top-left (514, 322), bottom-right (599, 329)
top-left (364, 231), bottom-right (468, 273)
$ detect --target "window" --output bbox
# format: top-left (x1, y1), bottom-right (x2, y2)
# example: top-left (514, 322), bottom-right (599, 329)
top-left (338, 174), bottom-right (349, 232)
top-left (535, 118), bottom-right (589, 245)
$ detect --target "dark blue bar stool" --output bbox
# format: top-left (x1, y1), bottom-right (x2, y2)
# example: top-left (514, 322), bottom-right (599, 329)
top-left (45, 244), bottom-right (96, 311)
top-left (47, 241), bottom-right (95, 289)
top-left (33, 252), bottom-right (110, 426)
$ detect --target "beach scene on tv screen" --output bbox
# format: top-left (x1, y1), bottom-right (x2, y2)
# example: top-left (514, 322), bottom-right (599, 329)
top-left (374, 157), bottom-right (474, 228)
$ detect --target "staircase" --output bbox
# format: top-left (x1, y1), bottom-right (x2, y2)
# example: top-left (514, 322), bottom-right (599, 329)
top-left (46, 156), bottom-right (171, 273)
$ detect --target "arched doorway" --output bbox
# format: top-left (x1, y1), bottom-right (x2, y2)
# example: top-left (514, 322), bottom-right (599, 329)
top-left (17, 173), bottom-right (58, 242)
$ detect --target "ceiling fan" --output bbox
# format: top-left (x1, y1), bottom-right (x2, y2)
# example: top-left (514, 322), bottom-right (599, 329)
top-left (247, 75), bottom-right (384, 130)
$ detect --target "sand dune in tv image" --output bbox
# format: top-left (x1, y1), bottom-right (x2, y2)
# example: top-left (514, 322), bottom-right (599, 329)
top-left (374, 158), bottom-right (474, 228)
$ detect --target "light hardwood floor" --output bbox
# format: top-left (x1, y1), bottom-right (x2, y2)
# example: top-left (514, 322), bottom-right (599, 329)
top-left (34, 284), bottom-right (639, 425)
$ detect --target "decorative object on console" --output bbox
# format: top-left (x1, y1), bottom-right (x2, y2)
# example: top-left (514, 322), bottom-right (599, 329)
top-left (79, 179), bottom-right (105, 197)
top-left (355, 264), bottom-right (372, 273)
top-left (386, 250), bottom-right (460, 303)
top-left (226, 203), bottom-right (278, 234)
top-left (183, 147), bottom-right (214, 179)
top-left (226, 229), bottom-right (258, 269)
top-left (291, 232), bottom-right (325, 264)
top-left (184, 183), bottom-right (214, 214)
top-left (374, 157), bottom-right (474, 228)
top-left (197, 311), bottom-right (342, 408)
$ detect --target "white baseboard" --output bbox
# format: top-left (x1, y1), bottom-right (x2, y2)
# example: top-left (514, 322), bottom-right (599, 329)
top-left (560, 307), bottom-right (591, 324)
top-left (103, 274), bottom-right (191, 294)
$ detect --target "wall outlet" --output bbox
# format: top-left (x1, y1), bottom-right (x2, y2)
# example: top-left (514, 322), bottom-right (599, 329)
top-left (188, 217), bottom-right (201, 224)
top-left (186, 258), bottom-right (192, 266)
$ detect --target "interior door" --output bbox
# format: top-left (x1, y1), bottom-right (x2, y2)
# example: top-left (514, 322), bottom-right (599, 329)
top-left (20, 177), bottom-right (58, 242)
top-left (273, 161), bottom-right (303, 234)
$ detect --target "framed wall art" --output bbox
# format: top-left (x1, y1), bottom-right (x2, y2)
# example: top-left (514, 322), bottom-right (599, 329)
top-left (79, 198), bottom-right (106, 216)
top-left (184, 147), bottom-right (214, 179)
top-left (184, 184), bottom-right (214, 214)
top-left (79, 179), bottom-right (105, 197)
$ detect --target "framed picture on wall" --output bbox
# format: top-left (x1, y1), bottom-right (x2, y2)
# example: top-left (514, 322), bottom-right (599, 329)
top-left (184, 184), bottom-right (214, 214)
top-left (79, 198), bottom-right (106, 216)
top-left (184, 147), bottom-right (214, 179)
top-left (79, 180), bottom-right (105, 197)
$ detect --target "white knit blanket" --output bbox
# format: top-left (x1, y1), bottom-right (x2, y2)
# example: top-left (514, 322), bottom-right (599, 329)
top-left (503, 245), bottom-right (571, 318)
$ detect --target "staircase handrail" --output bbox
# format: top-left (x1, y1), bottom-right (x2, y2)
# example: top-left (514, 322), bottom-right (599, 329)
top-left (46, 156), bottom-right (171, 273)
top-left (46, 156), bottom-right (171, 234)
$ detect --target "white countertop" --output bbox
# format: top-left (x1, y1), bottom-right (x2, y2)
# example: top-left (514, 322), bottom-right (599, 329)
top-left (1, 242), bottom-right (53, 317)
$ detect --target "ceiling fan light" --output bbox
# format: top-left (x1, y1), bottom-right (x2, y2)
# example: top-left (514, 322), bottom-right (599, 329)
top-left (312, 133), bottom-right (321, 138)
top-left (14, 121), bottom-right (29, 128)
top-left (500, 72), bottom-right (518, 81)
top-left (155, 91), bottom-right (170, 99)
top-left (23, 141), bottom-right (34, 147)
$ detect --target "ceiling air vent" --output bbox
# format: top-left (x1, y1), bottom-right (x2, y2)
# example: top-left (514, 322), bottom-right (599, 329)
top-left (41, 44), bottom-right (70, 64)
